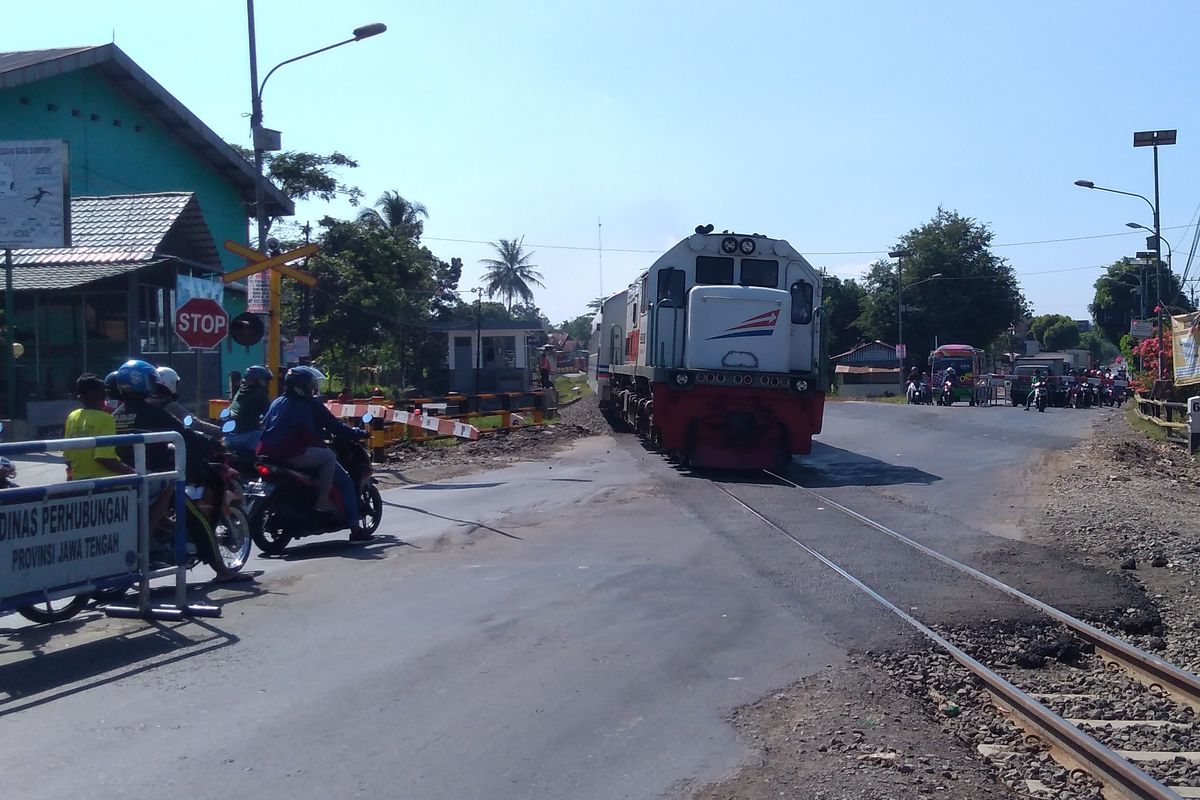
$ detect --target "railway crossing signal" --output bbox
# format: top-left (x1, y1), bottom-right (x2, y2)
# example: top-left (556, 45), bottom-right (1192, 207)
top-left (222, 240), bottom-right (319, 393)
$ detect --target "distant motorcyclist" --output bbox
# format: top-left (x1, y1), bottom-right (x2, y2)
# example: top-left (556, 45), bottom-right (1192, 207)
top-left (257, 366), bottom-right (372, 542)
top-left (152, 366), bottom-right (222, 437)
top-left (225, 365), bottom-right (272, 453)
top-left (1025, 368), bottom-right (1045, 411)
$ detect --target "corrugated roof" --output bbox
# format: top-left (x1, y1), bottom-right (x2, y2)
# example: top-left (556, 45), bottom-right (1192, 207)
top-left (11, 260), bottom-right (164, 291)
top-left (8, 192), bottom-right (219, 290)
top-left (0, 45), bottom-right (293, 217)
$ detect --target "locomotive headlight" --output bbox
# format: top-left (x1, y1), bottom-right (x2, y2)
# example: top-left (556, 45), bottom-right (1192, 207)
top-left (739, 237), bottom-right (756, 255)
top-left (721, 236), bottom-right (739, 254)
top-left (792, 378), bottom-right (808, 392)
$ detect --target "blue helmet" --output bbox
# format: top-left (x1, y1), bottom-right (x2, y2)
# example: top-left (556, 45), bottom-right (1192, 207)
top-left (244, 365), bottom-right (273, 385)
top-left (115, 359), bottom-right (158, 397)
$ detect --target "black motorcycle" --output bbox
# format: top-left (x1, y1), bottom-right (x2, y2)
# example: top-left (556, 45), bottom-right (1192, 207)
top-left (247, 420), bottom-right (383, 556)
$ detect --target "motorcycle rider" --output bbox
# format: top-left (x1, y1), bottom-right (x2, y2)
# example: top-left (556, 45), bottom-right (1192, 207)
top-left (152, 366), bottom-right (223, 437)
top-left (225, 365), bottom-right (273, 453)
top-left (112, 360), bottom-right (194, 548)
top-left (1025, 368), bottom-right (1045, 410)
top-left (257, 365), bottom-right (372, 542)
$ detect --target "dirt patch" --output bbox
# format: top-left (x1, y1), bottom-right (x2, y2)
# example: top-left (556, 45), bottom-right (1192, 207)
top-left (688, 660), bottom-right (1012, 800)
top-left (1027, 411), bottom-right (1200, 671)
top-left (374, 398), bottom-right (612, 486)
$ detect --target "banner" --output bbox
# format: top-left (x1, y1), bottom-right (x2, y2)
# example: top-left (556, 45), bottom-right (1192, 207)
top-left (0, 139), bottom-right (70, 248)
top-left (176, 273), bottom-right (224, 308)
top-left (1172, 312), bottom-right (1200, 386)
top-left (0, 490), bottom-right (137, 599)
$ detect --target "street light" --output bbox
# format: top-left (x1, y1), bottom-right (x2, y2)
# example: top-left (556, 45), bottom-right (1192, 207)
top-left (1125, 222), bottom-right (1173, 267)
top-left (1080, 130), bottom-right (1171, 383)
top-left (889, 248), bottom-right (942, 377)
top-left (246, 0), bottom-right (386, 391)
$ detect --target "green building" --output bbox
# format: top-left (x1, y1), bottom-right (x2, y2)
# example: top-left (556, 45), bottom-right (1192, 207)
top-left (0, 45), bottom-right (292, 434)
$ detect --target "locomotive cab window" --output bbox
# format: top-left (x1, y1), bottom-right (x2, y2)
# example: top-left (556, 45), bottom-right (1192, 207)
top-left (695, 256), bottom-right (734, 285)
top-left (656, 268), bottom-right (686, 307)
top-left (739, 259), bottom-right (779, 288)
top-left (790, 281), bottom-right (814, 324)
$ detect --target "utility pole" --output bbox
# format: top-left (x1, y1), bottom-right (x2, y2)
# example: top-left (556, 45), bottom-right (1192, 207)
top-left (473, 287), bottom-right (483, 402)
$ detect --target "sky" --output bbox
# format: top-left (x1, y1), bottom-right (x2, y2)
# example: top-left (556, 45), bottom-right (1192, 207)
top-left (10, 0), bottom-right (1200, 328)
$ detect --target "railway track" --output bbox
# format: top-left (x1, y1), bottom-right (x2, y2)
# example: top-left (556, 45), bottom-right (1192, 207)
top-left (712, 470), bottom-right (1200, 800)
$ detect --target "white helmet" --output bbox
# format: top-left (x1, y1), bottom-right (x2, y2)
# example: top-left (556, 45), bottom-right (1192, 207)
top-left (155, 366), bottom-right (181, 395)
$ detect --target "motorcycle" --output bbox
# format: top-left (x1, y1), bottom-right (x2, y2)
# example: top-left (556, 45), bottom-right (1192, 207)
top-left (906, 380), bottom-right (920, 404)
top-left (920, 381), bottom-right (932, 405)
top-left (1032, 381), bottom-right (1048, 412)
top-left (940, 379), bottom-right (956, 406)
top-left (246, 415), bottom-right (383, 556)
top-left (150, 418), bottom-right (252, 581)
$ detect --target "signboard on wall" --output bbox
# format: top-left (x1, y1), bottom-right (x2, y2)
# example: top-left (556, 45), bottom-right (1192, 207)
top-left (176, 273), bottom-right (224, 307)
top-left (0, 139), bottom-right (71, 248)
top-left (0, 490), bottom-right (137, 600)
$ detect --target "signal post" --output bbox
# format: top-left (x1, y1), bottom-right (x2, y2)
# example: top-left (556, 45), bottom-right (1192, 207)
top-left (222, 240), bottom-right (318, 395)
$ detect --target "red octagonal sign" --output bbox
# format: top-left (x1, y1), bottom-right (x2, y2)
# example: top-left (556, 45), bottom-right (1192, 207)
top-left (175, 298), bottom-right (230, 350)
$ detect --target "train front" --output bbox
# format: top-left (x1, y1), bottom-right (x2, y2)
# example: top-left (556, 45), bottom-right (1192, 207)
top-left (652, 233), bottom-right (826, 470)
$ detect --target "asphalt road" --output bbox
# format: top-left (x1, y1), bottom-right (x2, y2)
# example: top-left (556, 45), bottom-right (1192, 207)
top-left (0, 400), bottom-right (1117, 799)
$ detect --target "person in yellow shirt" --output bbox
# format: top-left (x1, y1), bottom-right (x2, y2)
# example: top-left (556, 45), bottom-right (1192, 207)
top-left (64, 373), bottom-right (135, 480)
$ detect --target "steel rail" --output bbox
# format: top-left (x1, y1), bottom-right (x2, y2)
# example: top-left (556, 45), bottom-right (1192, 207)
top-left (763, 469), bottom-right (1200, 714)
top-left (713, 480), bottom-right (1183, 800)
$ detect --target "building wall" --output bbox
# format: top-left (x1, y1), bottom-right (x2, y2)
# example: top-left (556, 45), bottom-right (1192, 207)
top-left (0, 66), bottom-right (264, 377)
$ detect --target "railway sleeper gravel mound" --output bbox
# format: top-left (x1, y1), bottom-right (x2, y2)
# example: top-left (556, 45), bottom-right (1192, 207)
top-left (872, 615), bottom-right (1200, 798)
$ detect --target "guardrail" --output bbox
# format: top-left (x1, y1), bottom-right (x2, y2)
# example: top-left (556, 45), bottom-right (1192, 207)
top-left (0, 432), bottom-right (219, 621)
top-left (1134, 394), bottom-right (1190, 446)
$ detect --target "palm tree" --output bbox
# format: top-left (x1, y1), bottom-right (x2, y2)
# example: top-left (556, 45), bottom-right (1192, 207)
top-left (357, 190), bottom-right (428, 238)
top-left (479, 237), bottom-right (545, 312)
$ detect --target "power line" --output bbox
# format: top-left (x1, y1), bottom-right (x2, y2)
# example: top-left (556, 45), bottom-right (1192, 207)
top-left (423, 223), bottom-right (1199, 258)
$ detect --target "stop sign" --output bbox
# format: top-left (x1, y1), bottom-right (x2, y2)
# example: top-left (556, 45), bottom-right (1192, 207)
top-left (175, 298), bottom-right (230, 349)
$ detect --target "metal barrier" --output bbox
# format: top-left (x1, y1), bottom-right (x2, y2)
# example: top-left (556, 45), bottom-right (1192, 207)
top-left (0, 432), bottom-right (219, 621)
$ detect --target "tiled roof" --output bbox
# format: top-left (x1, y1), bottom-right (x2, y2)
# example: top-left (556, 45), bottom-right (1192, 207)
top-left (0, 45), bottom-right (292, 217)
top-left (9, 192), bottom-right (219, 290)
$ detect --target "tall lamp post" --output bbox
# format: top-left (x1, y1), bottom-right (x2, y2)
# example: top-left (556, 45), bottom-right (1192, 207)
top-left (1074, 127), bottom-right (1176, 381)
top-left (890, 250), bottom-right (944, 387)
top-left (889, 250), bottom-right (910, 375)
top-left (247, 0), bottom-right (386, 392)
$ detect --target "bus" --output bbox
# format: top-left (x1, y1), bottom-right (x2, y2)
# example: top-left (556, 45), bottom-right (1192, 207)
top-left (929, 344), bottom-right (984, 406)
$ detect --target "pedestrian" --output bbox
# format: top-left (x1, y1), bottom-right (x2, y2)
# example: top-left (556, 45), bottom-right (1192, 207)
top-left (538, 347), bottom-right (553, 390)
top-left (64, 373), bottom-right (135, 481)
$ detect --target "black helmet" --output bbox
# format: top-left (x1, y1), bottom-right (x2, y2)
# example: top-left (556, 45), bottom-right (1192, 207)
top-left (244, 365), bottom-right (273, 386)
top-left (283, 366), bottom-right (325, 396)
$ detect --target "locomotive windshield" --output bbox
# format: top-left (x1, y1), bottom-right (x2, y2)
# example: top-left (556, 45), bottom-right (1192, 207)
top-left (696, 256), bottom-right (734, 285)
top-left (739, 259), bottom-right (778, 288)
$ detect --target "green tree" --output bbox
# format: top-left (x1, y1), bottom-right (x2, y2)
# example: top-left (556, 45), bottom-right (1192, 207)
top-left (479, 237), bottom-right (545, 312)
top-left (1079, 330), bottom-right (1118, 364)
top-left (1028, 313), bottom-right (1075, 347)
top-left (1042, 319), bottom-right (1080, 351)
top-left (560, 314), bottom-right (593, 344)
top-left (228, 145), bottom-right (363, 232)
top-left (299, 216), bottom-right (460, 393)
top-left (357, 190), bottom-right (429, 239)
top-left (822, 274), bottom-right (866, 355)
top-left (856, 208), bottom-right (1027, 366)
top-left (1089, 258), bottom-right (1193, 344)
